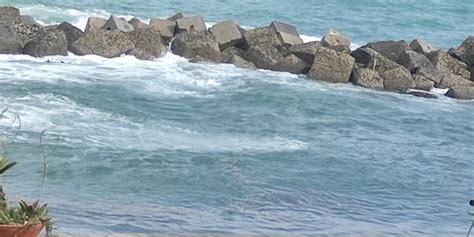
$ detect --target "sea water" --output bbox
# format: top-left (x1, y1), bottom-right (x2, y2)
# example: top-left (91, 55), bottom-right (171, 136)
top-left (0, 0), bottom-right (473, 236)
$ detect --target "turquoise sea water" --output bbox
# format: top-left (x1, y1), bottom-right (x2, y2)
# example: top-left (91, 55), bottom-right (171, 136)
top-left (0, 0), bottom-right (473, 236)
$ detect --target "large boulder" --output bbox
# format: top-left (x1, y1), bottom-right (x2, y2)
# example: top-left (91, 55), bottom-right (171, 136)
top-left (409, 39), bottom-right (436, 55)
top-left (307, 46), bottom-right (355, 83)
top-left (102, 15), bottom-right (134, 32)
top-left (242, 26), bottom-right (282, 50)
top-left (445, 85), bottom-right (474, 100)
top-left (128, 18), bottom-right (148, 30)
top-left (228, 55), bottom-right (256, 70)
top-left (171, 31), bottom-right (221, 62)
top-left (350, 66), bottom-right (384, 89)
top-left (13, 21), bottom-right (43, 45)
top-left (167, 12), bottom-right (185, 22)
top-left (379, 66), bottom-right (414, 92)
top-left (149, 18), bottom-right (176, 43)
top-left (70, 30), bottom-right (134, 58)
top-left (0, 22), bottom-right (23, 54)
top-left (127, 27), bottom-right (167, 60)
top-left (209, 20), bottom-right (242, 50)
top-left (245, 44), bottom-right (282, 70)
top-left (221, 46), bottom-right (246, 63)
top-left (176, 16), bottom-right (207, 33)
top-left (398, 49), bottom-right (443, 85)
top-left (270, 21), bottom-right (303, 47)
top-left (276, 54), bottom-right (310, 74)
top-left (412, 73), bottom-right (435, 91)
top-left (56, 22), bottom-right (84, 47)
top-left (321, 28), bottom-right (351, 53)
top-left (428, 50), bottom-right (472, 88)
top-left (351, 47), bottom-right (400, 73)
top-left (285, 41), bottom-right (321, 64)
top-left (365, 40), bottom-right (409, 62)
top-left (23, 30), bottom-right (68, 57)
top-left (20, 15), bottom-right (39, 26)
top-left (84, 17), bottom-right (107, 33)
top-left (0, 6), bottom-right (20, 22)
top-left (456, 36), bottom-right (474, 66)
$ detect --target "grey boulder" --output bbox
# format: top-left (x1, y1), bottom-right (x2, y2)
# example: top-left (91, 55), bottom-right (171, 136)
top-left (242, 26), bottom-right (282, 50)
top-left (286, 41), bottom-right (321, 64)
top-left (221, 46), bottom-right (246, 63)
top-left (176, 16), bottom-right (207, 33)
top-left (0, 22), bottom-right (23, 54)
top-left (456, 36), bottom-right (474, 66)
top-left (70, 30), bottom-right (135, 58)
top-left (445, 85), bottom-right (474, 100)
top-left (209, 20), bottom-right (242, 50)
top-left (412, 73), bottom-right (435, 91)
top-left (350, 66), bottom-right (384, 89)
top-left (321, 28), bottom-right (351, 53)
top-left (23, 30), bottom-right (68, 57)
top-left (398, 49), bottom-right (443, 85)
top-left (270, 21), bottom-right (303, 47)
top-left (84, 17), bottom-right (107, 33)
top-left (365, 40), bottom-right (409, 62)
top-left (129, 18), bottom-right (148, 30)
top-left (0, 6), bottom-right (20, 22)
top-left (410, 39), bottom-right (436, 55)
top-left (56, 22), bottom-right (84, 47)
top-left (171, 31), bottom-right (221, 62)
top-left (228, 55), bottom-right (256, 70)
top-left (167, 12), bottom-right (185, 22)
top-left (149, 18), bottom-right (176, 43)
top-left (351, 47), bottom-right (400, 73)
top-left (379, 66), bottom-right (414, 92)
top-left (428, 49), bottom-right (472, 88)
top-left (102, 15), bottom-right (134, 32)
top-left (307, 46), bottom-right (355, 83)
top-left (127, 27), bottom-right (167, 60)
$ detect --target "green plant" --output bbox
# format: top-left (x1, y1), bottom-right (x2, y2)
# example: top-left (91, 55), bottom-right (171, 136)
top-left (0, 109), bottom-right (54, 236)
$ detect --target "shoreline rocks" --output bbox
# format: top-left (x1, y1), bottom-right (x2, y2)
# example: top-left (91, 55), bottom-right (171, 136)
top-left (0, 5), bottom-right (473, 100)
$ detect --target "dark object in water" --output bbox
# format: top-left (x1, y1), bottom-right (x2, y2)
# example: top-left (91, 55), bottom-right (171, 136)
top-left (470, 200), bottom-right (474, 206)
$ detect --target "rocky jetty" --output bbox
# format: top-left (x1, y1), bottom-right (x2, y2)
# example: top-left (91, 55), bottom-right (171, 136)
top-left (1, 6), bottom-right (473, 100)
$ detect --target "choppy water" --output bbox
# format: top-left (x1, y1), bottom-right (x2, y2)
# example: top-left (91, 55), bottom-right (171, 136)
top-left (0, 1), bottom-right (473, 236)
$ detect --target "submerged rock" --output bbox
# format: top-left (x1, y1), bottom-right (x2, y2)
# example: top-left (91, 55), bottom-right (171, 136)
top-left (70, 30), bottom-right (134, 58)
top-left (127, 27), bottom-right (167, 60)
top-left (407, 91), bottom-right (438, 99)
top-left (171, 31), bottom-right (221, 62)
top-left (307, 46), bottom-right (355, 83)
top-left (23, 30), bottom-right (68, 57)
top-left (209, 20), bottom-right (243, 50)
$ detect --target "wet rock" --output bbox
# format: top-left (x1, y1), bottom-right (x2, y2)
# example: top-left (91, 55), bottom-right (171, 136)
top-left (56, 22), bottom-right (84, 47)
top-left (276, 54), bottom-right (310, 74)
top-left (409, 39), bottom-right (436, 55)
top-left (176, 16), bottom-right (207, 33)
top-left (245, 44), bottom-right (282, 70)
top-left (167, 12), bottom-right (185, 22)
top-left (23, 30), bottom-right (68, 57)
top-left (70, 30), bottom-right (134, 58)
top-left (242, 26), bottom-right (282, 50)
top-left (129, 18), bottom-right (148, 30)
top-left (407, 91), bottom-right (438, 99)
top-left (366, 40), bottom-right (409, 62)
top-left (221, 46), bottom-right (246, 63)
top-left (456, 36), bottom-right (474, 66)
top-left (350, 66), bottom-right (384, 89)
top-left (209, 20), bottom-right (243, 50)
top-left (44, 24), bottom-right (59, 31)
top-left (0, 22), bottom-right (23, 54)
top-left (286, 41), bottom-right (321, 64)
top-left (445, 85), bottom-right (474, 100)
top-left (398, 49), bottom-right (442, 85)
top-left (307, 46), bottom-right (355, 83)
top-left (321, 28), bottom-right (351, 53)
top-left (412, 73), bottom-right (435, 91)
top-left (270, 20), bottom-right (303, 47)
top-left (171, 31), bottom-right (221, 62)
top-left (0, 6), bottom-right (20, 22)
top-left (428, 49), bottom-right (472, 88)
top-left (149, 18), bottom-right (176, 43)
top-left (102, 15), bottom-right (134, 32)
top-left (85, 17), bottom-right (107, 33)
top-left (127, 27), bottom-right (167, 60)
top-left (351, 47), bottom-right (400, 73)
top-left (379, 66), bottom-right (414, 92)
top-left (228, 55), bottom-right (256, 70)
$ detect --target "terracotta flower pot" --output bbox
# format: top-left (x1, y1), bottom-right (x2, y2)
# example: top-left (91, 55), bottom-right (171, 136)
top-left (0, 224), bottom-right (43, 237)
